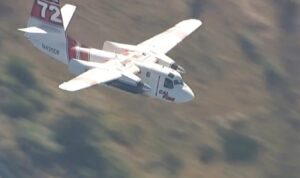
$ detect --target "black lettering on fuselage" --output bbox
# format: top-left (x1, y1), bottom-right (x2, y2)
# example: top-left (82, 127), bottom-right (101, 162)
top-left (42, 43), bottom-right (59, 55)
top-left (159, 90), bottom-right (175, 102)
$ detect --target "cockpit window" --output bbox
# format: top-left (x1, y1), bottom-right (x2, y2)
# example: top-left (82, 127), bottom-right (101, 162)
top-left (146, 72), bottom-right (151, 78)
top-left (168, 73), bottom-right (175, 79)
top-left (164, 78), bottom-right (174, 89)
top-left (174, 79), bottom-right (183, 86)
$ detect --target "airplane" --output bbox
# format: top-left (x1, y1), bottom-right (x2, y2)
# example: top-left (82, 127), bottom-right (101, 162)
top-left (19, 0), bottom-right (202, 103)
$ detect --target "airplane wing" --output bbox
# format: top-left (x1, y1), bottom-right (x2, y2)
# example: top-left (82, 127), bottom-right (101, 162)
top-left (59, 67), bottom-right (122, 92)
top-left (138, 19), bottom-right (202, 54)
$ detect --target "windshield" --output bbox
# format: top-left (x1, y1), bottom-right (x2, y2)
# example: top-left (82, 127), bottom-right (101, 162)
top-left (164, 78), bottom-right (174, 89)
top-left (174, 79), bottom-right (183, 86)
top-left (164, 77), bottom-right (183, 89)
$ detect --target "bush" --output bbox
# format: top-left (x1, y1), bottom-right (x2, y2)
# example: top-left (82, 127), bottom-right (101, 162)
top-left (51, 115), bottom-right (130, 178)
top-left (108, 125), bottom-right (143, 147)
top-left (162, 152), bottom-right (184, 175)
top-left (238, 35), bottom-right (261, 64)
top-left (273, 0), bottom-right (298, 33)
top-left (1, 97), bottom-right (36, 118)
top-left (0, 57), bottom-right (48, 118)
top-left (0, 91), bottom-right (47, 119)
top-left (7, 58), bottom-right (36, 88)
top-left (221, 130), bottom-right (260, 163)
top-left (197, 146), bottom-right (217, 164)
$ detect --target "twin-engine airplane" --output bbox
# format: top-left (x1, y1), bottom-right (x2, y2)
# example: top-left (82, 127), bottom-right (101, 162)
top-left (19, 0), bottom-right (202, 103)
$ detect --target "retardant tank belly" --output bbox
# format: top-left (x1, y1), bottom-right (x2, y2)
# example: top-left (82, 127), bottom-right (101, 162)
top-left (106, 80), bottom-right (151, 94)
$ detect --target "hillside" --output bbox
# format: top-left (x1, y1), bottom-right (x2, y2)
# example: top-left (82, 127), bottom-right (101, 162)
top-left (0, 0), bottom-right (299, 178)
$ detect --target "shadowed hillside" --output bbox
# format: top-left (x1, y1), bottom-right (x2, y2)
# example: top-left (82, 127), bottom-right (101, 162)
top-left (0, 0), bottom-right (299, 178)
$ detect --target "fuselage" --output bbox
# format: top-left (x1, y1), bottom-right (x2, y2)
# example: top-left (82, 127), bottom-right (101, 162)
top-left (67, 46), bottom-right (194, 103)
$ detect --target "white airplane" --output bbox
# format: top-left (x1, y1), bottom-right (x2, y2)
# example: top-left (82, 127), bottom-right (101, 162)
top-left (19, 0), bottom-right (202, 103)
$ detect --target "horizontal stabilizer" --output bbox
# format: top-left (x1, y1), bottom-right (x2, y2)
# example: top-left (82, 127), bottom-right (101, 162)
top-left (61, 4), bottom-right (77, 30)
top-left (18, 26), bottom-right (47, 34)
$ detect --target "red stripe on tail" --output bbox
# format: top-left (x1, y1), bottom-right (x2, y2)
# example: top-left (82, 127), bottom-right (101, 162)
top-left (67, 36), bottom-right (77, 61)
top-left (31, 0), bottom-right (63, 27)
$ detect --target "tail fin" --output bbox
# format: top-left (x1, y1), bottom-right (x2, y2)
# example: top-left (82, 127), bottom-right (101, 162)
top-left (20, 0), bottom-right (70, 64)
top-left (20, 0), bottom-right (79, 65)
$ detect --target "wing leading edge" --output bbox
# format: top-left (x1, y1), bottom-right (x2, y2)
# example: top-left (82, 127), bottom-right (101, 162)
top-left (138, 19), bottom-right (202, 54)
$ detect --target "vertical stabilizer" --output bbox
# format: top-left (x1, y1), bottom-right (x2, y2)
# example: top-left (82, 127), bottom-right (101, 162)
top-left (24, 0), bottom-right (69, 64)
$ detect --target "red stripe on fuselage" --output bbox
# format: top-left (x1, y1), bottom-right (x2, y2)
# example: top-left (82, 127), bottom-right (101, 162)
top-left (80, 45), bottom-right (89, 61)
top-left (67, 36), bottom-right (90, 62)
top-left (67, 36), bottom-right (77, 61)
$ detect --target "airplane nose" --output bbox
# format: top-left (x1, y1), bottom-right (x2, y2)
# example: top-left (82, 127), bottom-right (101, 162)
top-left (176, 83), bottom-right (195, 103)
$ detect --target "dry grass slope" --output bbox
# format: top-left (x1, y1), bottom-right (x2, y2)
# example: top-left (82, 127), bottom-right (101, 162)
top-left (0, 0), bottom-right (299, 178)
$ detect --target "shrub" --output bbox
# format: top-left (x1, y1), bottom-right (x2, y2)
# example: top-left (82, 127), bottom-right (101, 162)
top-left (197, 146), bottom-right (217, 164)
top-left (1, 97), bottom-right (36, 118)
top-left (7, 57), bottom-right (36, 88)
top-left (162, 152), bottom-right (184, 175)
top-left (221, 130), bottom-right (260, 163)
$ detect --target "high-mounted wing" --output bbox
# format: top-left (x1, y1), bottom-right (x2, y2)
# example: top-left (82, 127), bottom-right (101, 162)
top-left (59, 67), bottom-right (122, 92)
top-left (138, 19), bottom-right (202, 54)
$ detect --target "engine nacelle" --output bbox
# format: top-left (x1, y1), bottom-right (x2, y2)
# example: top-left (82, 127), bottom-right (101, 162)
top-left (150, 53), bottom-right (186, 73)
top-left (103, 41), bottom-right (186, 73)
top-left (103, 41), bottom-right (142, 54)
top-left (75, 46), bottom-right (118, 63)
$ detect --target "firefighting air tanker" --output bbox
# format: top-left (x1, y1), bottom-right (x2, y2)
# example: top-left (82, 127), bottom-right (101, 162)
top-left (19, 0), bottom-right (202, 103)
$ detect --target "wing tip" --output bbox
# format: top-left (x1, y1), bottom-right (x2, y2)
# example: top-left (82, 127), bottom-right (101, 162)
top-left (175, 19), bottom-right (203, 30)
top-left (185, 19), bottom-right (203, 27)
top-left (59, 83), bottom-right (76, 92)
